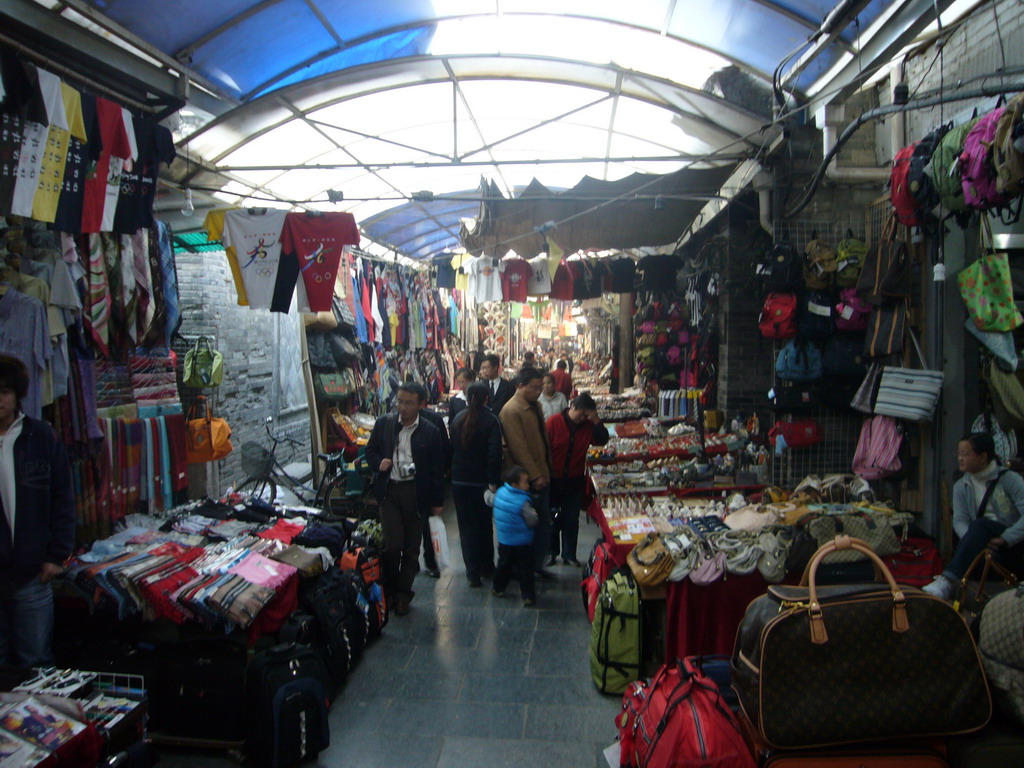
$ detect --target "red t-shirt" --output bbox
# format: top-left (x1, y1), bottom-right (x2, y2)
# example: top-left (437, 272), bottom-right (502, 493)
top-left (280, 212), bottom-right (360, 311)
top-left (501, 258), bottom-right (532, 302)
top-left (549, 262), bottom-right (575, 300)
top-left (81, 97), bottom-right (131, 233)
top-left (550, 368), bottom-right (573, 397)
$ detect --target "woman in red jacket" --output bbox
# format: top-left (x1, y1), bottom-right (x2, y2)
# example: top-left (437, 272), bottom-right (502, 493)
top-left (544, 393), bottom-right (609, 566)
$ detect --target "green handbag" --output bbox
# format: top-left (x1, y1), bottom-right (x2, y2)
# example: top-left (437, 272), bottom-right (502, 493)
top-left (183, 336), bottom-right (224, 387)
top-left (314, 370), bottom-right (355, 400)
top-left (958, 219), bottom-right (1024, 332)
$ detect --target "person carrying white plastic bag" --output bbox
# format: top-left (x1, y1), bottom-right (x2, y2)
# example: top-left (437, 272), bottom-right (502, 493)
top-left (428, 515), bottom-right (451, 571)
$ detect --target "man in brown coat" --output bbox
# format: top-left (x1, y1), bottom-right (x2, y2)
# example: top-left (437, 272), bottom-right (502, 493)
top-left (499, 367), bottom-right (554, 577)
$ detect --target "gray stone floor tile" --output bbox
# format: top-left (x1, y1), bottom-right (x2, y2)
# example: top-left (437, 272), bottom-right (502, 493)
top-left (436, 736), bottom-right (597, 768)
top-left (458, 671), bottom-right (595, 705)
top-left (317, 731), bottom-right (445, 768)
top-left (383, 700), bottom-right (527, 739)
top-left (524, 702), bottom-right (620, 743)
top-left (536, 608), bottom-right (591, 629)
top-left (406, 643), bottom-right (531, 676)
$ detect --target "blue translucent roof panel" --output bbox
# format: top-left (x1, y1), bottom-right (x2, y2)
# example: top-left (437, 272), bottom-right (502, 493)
top-left (88, 0), bottom-right (256, 54)
top-left (190, 0), bottom-right (338, 98)
top-left (251, 27), bottom-right (438, 99)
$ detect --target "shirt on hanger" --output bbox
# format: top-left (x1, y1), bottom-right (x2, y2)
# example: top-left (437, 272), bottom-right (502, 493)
top-left (280, 211), bottom-right (360, 312)
top-left (527, 254), bottom-right (552, 295)
top-left (0, 289), bottom-right (51, 419)
top-left (549, 261), bottom-right (574, 301)
top-left (81, 96), bottom-right (132, 233)
top-left (607, 257), bottom-right (637, 293)
top-left (637, 253), bottom-right (683, 290)
top-left (113, 117), bottom-right (175, 233)
top-left (203, 208), bottom-right (249, 306)
top-left (53, 92), bottom-right (99, 234)
top-left (32, 81), bottom-right (86, 223)
top-left (434, 256), bottom-right (456, 289)
top-left (450, 252), bottom-right (471, 292)
top-left (222, 208), bottom-right (289, 310)
top-left (466, 256), bottom-right (503, 303)
top-left (501, 257), bottom-right (531, 302)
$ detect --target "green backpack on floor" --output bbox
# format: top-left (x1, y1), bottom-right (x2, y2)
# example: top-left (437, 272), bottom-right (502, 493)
top-left (589, 568), bottom-right (641, 694)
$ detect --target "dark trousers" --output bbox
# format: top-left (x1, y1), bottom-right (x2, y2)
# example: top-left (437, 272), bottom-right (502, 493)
top-left (421, 516), bottom-right (437, 572)
top-left (493, 543), bottom-right (535, 600)
top-left (532, 486), bottom-right (551, 570)
top-left (550, 478), bottom-right (584, 562)
top-left (380, 480), bottom-right (422, 599)
top-left (452, 484), bottom-right (495, 580)
top-left (945, 518), bottom-right (1010, 581)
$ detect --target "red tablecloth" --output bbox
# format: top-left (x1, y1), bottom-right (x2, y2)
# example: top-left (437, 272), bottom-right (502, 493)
top-left (663, 574), bottom-right (773, 661)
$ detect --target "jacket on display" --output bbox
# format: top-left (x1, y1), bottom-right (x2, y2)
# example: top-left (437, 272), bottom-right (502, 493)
top-left (0, 416), bottom-right (76, 587)
top-left (364, 414), bottom-right (445, 513)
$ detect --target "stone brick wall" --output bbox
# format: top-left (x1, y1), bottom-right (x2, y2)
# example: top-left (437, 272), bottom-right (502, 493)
top-left (174, 247), bottom-right (310, 497)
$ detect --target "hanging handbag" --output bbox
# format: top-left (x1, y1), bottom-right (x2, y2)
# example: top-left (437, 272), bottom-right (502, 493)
top-left (856, 214), bottom-right (911, 306)
top-left (864, 300), bottom-right (907, 358)
top-left (984, 358), bottom-right (1024, 429)
top-left (314, 371), bottom-right (355, 400)
top-left (957, 217), bottom-right (1024, 332)
top-left (182, 336), bottom-right (224, 387)
top-left (874, 328), bottom-right (944, 421)
top-left (627, 534), bottom-right (674, 587)
top-left (965, 319), bottom-right (1019, 372)
top-left (185, 396), bottom-right (233, 463)
top-left (732, 535), bottom-right (992, 750)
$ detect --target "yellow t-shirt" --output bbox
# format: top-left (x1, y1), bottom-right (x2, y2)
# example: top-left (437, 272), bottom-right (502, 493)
top-left (451, 252), bottom-right (471, 292)
top-left (203, 208), bottom-right (249, 305)
top-left (32, 84), bottom-right (87, 223)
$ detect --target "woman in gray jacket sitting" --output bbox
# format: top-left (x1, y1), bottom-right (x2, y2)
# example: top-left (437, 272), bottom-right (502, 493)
top-left (923, 432), bottom-right (1024, 600)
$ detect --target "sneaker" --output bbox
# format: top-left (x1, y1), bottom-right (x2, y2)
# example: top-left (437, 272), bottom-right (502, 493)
top-left (922, 575), bottom-right (956, 601)
top-left (491, 588), bottom-right (505, 598)
top-left (544, 555), bottom-right (557, 567)
top-left (523, 598), bottom-right (536, 607)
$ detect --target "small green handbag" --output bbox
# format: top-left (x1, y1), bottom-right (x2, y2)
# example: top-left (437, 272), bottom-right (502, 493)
top-left (957, 219), bottom-right (1024, 332)
top-left (183, 336), bottom-right (224, 387)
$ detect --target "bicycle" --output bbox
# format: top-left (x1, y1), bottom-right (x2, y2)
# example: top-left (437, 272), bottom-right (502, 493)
top-left (238, 417), bottom-right (370, 516)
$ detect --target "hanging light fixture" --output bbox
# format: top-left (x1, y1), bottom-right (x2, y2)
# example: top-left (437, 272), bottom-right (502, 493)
top-left (180, 188), bottom-right (194, 216)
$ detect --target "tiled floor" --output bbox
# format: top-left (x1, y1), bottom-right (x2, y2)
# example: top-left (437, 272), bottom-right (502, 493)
top-left (158, 501), bottom-right (622, 768)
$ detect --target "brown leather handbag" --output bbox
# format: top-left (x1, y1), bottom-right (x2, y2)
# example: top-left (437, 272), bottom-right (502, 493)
top-left (732, 535), bottom-right (991, 750)
top-left (626, 534), bottom-right (673, 587)
top-left (953, 547), bottom-right (1019, 626)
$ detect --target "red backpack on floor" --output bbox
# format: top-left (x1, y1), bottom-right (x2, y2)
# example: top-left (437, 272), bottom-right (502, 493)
top-left (581, 538), bottom-right (617, 622)
top-left (339, 546), bottom-right (381, 585)
top-left (618, 658), bottom-right (755, 768)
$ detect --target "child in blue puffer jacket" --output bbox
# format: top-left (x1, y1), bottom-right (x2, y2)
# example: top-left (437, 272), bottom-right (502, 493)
top-left (490, 466), bottom-right (539, 606)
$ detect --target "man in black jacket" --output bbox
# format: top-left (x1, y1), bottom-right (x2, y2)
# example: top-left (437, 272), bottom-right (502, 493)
top-left (480, 353), bottom-right (515, 413)
top-left (0, 356), bottom-right (75, 666)
top-left (365, 382), bottom-right (445, 615)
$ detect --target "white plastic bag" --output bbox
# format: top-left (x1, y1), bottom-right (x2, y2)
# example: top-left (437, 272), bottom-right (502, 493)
top-left (428, 515), bottom-right (450, 571)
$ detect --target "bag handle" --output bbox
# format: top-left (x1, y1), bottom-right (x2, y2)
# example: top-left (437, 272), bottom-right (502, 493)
top-left (186, 395), bottom-right (213, 423)
top-left (954, 547), bottom-right (1019, 614)
top-left (905, 326), bottom-right (928, 370)
top-left (804, 535), bottom-right (909, 645)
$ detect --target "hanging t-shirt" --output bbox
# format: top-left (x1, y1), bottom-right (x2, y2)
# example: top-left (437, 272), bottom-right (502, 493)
top-left (53, 92), bottom-right (99, 234)
top-left (501, 257), bottom-right (531, 302)
top-left (0, 112), bottom-right (25, 215)
top-left (549, 262), bottom-right (575, 300)
top-left (222, 208), bottom-right (289, 310)
top-left (637, 253), bottom-right (683, 290)
top-left (113, 118), bottom-right (175, 233)
top-left (527, 254), bottom-right (552, 295)
top-left (466, 256), bottom-right (503, 303)
top-left (607, 257), bottom-right (637, 293)
top-left (279, 211), bottom-right (360, 312)
top-left (203, 208), bottom-right (250, 306)
top-left (81, 97), bottom-right (131, 233)
top-left (434, 255), bottom-right (456, 289)
top-left (573, 260), bottom-right (606, 300)
top-left (451, 252), bottom-right (471, 292)
top-left (32, 80), bottom-right (86, 223)
top-left (9, 64), bottom-right (55, 218)
top-left (98, 108), bottom-right (138, 232)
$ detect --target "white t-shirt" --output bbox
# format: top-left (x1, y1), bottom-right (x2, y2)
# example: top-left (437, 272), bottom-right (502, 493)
top-left (222, 209), bottom-right (289, 309)
top-left (466, 256), bottom-right (504, 303)
top-left (528, 255), bottom-right (552, 295)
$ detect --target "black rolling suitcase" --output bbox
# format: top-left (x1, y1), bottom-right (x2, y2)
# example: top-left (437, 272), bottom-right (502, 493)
top-left (245, 642), bottom-right (330, 768)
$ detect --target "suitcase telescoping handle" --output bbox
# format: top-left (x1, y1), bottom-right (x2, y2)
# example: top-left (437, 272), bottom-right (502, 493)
top-left (803, 535), bottom-right (910, 646)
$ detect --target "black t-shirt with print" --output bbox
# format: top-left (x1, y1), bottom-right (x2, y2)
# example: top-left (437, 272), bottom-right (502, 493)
top-left (637, 253), bottom-right (682, 289)
top-left (53, 93), bottom-right (100, 234)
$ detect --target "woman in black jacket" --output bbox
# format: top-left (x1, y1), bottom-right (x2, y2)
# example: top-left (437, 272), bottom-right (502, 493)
top-left (449, 381), bottom-right (503, 587)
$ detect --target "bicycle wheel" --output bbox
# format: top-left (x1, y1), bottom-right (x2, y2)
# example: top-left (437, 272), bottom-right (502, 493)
top-left (320, 480), bottom-right (355, 517)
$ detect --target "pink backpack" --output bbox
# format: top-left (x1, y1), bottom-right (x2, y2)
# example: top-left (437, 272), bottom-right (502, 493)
top-left (961, 107), bottom-right (1012, 210)
top-left (852, 415), bottom-right (903, 480)
top-left (834, 287), bottom-right (871, 332)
